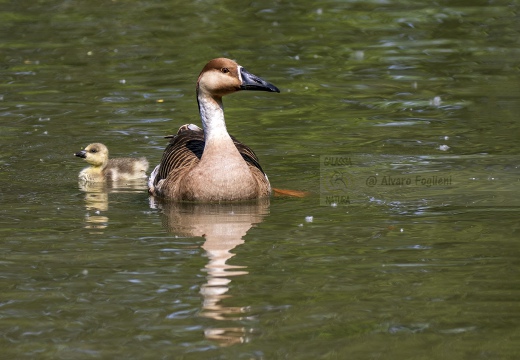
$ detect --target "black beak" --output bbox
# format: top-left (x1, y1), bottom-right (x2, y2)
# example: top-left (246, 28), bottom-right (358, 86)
top-left (240, 67), bottom-right (280, 93)
top-left (75, 150), bottom-right (87, 159)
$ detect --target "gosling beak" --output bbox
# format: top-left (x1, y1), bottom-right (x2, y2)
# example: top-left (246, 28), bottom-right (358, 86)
top-left (240, 67), bottom-right (280, 93)
top-left (75, 150), bottom-right (87, 159)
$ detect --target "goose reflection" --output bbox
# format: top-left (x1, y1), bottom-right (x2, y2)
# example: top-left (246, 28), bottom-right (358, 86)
top-left (79, 180), bottom-right (148, 231)
top-left (156, 199), bottom-right (269, 346)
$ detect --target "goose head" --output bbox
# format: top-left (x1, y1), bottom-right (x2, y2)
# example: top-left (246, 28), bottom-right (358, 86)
top-left (197, 58), bottom-right (280, 98)
top-left (195, 58), bottom-right (279, 139)
top-left (75, 143), bottom-right (109, 167)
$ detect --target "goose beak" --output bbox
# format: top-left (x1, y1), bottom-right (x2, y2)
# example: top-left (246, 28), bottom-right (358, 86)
top-left (75, 150), bottom-right (87, 158)
top-left (240, 67), bottom-right (280, 93)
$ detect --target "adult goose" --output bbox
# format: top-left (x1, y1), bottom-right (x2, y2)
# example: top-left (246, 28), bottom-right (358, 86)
top-left (148, 58), bottom-right (280, 202)
top-left (75, 143), bottom-right (149, 183)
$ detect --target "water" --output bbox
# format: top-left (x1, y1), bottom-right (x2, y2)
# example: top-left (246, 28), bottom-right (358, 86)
top-left (1, 0), bottom-right (520, 359)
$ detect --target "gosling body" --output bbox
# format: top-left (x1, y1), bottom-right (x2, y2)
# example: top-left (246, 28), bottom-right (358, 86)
top-left (75, 143), bottom-right (149, 183)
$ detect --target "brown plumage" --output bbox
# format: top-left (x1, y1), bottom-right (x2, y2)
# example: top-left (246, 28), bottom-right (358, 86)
top-left (149, 58), bottom-right (280, 202)
top-left (157, 125), bottom-right (265, 187)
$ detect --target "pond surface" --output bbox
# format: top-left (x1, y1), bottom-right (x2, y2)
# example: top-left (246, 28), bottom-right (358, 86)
top-left (1, 0), bottom-right (520, 359)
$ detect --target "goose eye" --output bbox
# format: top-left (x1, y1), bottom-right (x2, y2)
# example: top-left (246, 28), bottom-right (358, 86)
top-left (90, 149), bottom-right (97, 153)
top-left (221, 67), bottom-right (230, 74)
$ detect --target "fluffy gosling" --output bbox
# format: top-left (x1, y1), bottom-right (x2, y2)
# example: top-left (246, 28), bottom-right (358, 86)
top-left (75, 143), bottom-right (149, 183)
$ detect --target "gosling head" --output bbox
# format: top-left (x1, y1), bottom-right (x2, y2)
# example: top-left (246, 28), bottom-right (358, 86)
top-left (197, 58), bottom-right (280, 98)
top-left (74, 143), bottom-right (109, 167)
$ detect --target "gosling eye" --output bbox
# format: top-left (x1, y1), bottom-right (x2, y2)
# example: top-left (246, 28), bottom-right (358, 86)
top-left (90, 149), bottom-right (97, 153)
top-left (220, 67), bottom-right (230, 74)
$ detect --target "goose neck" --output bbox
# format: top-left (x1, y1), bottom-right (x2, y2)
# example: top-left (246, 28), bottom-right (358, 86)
top-left (197, 93), bottom-right (230, 142)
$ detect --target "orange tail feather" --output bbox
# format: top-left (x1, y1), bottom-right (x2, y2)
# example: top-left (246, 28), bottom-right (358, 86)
top-left (273, 188), bottom-right (310, 198)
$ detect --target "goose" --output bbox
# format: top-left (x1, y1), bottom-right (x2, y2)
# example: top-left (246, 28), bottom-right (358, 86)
top-left (148, 58), bottom-right (280, 202)
top-left (75, 143), bottom-right (149, 183)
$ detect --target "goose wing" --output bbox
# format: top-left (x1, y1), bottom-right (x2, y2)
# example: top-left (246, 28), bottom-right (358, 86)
top-left (232, 137), bottom-right (266, 175)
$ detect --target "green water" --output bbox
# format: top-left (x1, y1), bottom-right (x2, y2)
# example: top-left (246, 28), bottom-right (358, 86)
top-left (1, 0), bottom-right (520, 359)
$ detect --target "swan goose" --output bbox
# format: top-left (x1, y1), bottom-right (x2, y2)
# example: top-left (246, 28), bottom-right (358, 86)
top-left (148, 58), bottom-right (280, 202)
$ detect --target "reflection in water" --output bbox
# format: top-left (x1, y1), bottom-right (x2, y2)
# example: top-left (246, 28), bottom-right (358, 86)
top-left (156, 199), bottom-right (269, 346)
top-left (79, 180), bottom-right (148, 230)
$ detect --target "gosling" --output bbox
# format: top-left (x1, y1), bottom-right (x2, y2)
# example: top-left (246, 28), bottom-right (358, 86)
top-left (74, 143), bottom-right (149, 183)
